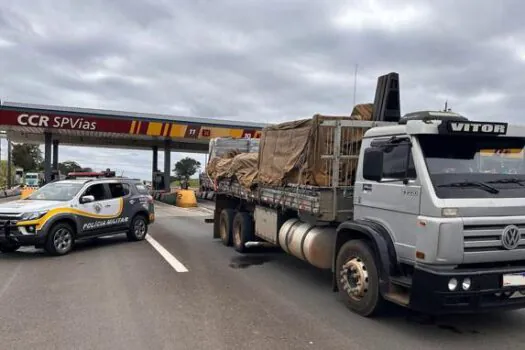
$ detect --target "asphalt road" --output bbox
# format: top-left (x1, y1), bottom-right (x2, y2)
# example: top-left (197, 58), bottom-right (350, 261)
top-left (1, 200), bottom-right (525, 349)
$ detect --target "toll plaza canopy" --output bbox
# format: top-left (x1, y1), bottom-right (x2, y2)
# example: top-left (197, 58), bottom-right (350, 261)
top-left (0, 101), bottom-right (267, 189)
top-left (0, 101), bottom-right (265, 151)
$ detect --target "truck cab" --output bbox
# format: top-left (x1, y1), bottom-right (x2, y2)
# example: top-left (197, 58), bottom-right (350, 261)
top-left (341, 113), bottom-right (525, 314)
top-left (24, 172), bottom-right (43, 187)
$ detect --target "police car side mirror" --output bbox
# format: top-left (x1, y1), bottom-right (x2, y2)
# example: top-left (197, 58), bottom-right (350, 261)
top-left (363, 147), bottom-right (384, 182)
top-left (80, 195), bottom-right (95, 204)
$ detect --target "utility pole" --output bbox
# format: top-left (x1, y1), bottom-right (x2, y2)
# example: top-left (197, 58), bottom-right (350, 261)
top-left (352, 64), bottom-right (359, 107)
top-left (7, 138), bottom-right (12, 188)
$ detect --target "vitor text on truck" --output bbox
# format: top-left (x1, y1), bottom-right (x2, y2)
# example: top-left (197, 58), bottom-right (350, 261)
top-left (207, 72), bottom-right (525, 316)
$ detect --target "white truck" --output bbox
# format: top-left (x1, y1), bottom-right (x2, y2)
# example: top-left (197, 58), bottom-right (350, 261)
top-left (24, 172), bottom-right (44, 187)
top-left (211, 106), bottom-right (525, 317)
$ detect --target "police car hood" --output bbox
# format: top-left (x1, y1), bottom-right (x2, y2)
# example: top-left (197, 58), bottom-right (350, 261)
top-left (0, 200), bottom-right (65, 214)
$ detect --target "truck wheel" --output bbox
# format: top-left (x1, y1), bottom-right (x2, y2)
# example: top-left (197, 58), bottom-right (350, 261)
top-left (232, 211), bottom-right (254, 253)
top-left (219, 209), bottom-right (235, 246)
top-left (45, 223), bottom-right (75, 256)
top-left (335, 240), bottom-right (385, 317)
top-left (127, 215), bottom-right (148, 241)
top-left (0, 243), bottom-right (20, 253)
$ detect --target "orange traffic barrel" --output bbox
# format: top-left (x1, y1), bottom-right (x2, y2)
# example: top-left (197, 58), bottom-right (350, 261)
top-left (175, 189), bottom-right (197, 208)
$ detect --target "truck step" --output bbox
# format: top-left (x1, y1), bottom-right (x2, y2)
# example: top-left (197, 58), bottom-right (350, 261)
top-left (384, 290), bottom-right (410, 306)
top-left (390, 276), bottom-right (412, 288)
top-left (245, 241), bottom-right (275, 248)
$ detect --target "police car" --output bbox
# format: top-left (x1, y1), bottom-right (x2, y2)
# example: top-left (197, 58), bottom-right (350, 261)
top-left (0, 177), bottom-right (155, 256)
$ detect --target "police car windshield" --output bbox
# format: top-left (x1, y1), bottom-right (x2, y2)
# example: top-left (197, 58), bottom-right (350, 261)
top-left (26, 182), bottom-right (84, 201)
top-left (419, 135), bottom-right (525, 198)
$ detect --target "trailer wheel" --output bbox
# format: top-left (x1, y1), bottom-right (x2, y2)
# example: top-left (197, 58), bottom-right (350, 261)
top-left (232, 211), bottom-right (254, 253)
top-left (335, 240), bottom-right (385, 317)
top-left (219, 209), bottom-right (235, 246)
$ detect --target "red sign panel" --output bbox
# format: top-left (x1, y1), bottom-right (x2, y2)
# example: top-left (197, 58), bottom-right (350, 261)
top-left (0, 109), bottom-right (133, 133)
top-left (184, 125), bottom-right (201, 138)
top-left (242, 130), bottom-right (256, 138)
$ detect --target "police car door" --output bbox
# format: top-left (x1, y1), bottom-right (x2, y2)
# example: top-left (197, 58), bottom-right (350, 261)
top-left (77, 183), bottom-right (122, 236)
top-left (107, 182), bottom-right (132, 230)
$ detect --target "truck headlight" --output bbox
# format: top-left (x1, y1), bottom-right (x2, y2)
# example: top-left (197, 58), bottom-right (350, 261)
top-left (21, 210), bottom-right (48, 221)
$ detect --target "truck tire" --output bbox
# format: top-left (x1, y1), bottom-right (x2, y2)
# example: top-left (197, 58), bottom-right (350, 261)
top-left (0, 243), bottom-right (20, 253)
top-left (232, 211), bottom-right (254, 253)
top-left (219, 209), bottom-right (235, 246)
top-left (335, 239), bottom-right (385, 317)
top-left (45, 222), bottom-right (75, 256)
top-left (127, 214), bottom-right (148, 241)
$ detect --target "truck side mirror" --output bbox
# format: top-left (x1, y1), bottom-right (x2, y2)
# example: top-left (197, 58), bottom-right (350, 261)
top-left (363, 148), bottom-right (384, 182)
top-left (80, 195), bottom-right (95, 204)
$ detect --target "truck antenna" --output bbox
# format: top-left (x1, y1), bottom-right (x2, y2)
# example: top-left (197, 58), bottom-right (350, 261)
top-left (443, 100), bottom-right (451, 112)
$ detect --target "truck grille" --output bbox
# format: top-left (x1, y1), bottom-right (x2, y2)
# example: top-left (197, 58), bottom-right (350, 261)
top-left (0, 214), bottom-right (22, 230)
top-left (463, 221), bottom-right (525, 264)
top-left (464, 224), bottom-right (525, 252)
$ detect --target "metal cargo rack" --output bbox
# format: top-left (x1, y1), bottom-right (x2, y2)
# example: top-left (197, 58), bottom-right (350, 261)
top-left (214, 119), bottom-right (395, 222)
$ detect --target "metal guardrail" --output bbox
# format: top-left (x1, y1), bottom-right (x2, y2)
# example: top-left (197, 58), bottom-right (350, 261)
top-left (0, 186), bottom-right (21, 198)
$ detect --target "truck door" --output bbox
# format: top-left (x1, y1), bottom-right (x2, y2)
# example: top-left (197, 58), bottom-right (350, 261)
top-left (355, 138), bottom-right (421, 262)
top-left (76, 183), bottom-right (121, 236)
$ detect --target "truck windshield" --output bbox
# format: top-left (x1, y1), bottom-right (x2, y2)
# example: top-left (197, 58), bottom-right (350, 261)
top-left (26, 182), bottom-right (84, 201)
top-left (419, 134), bottom-right (525, 198)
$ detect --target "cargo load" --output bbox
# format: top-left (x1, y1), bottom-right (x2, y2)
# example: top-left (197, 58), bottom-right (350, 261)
top-left (226, 152), bottom-right (259, 189)
top-left (202, 137), bottom-right (261, 190)
top-left (208, 137), bottom-right (260, 159)
top-left (257, 111), bottom-right (372, 187)
top-left (206, 150), bottom-right (240, 180)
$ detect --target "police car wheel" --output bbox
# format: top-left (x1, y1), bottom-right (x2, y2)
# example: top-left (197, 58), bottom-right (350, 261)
top-left (0, 243), bottom-right (20, 253)
top-left (127, 215), bottom-right (148, 241)
top-left (45, 223), bottom-right (75, 256)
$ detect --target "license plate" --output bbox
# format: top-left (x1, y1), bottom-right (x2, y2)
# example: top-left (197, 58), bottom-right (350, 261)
top-left (503, 273), bottom-right (525, 287)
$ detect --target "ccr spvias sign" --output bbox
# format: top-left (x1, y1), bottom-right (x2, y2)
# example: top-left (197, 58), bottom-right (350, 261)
top-left (17, 113), bottom-right (97, 131)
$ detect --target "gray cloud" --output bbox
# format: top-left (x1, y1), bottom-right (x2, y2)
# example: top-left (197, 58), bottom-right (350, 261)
top-left (1, 0), bottom-right (525, 180)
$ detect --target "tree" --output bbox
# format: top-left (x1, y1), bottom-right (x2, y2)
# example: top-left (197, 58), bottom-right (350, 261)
top-left (12, 144), bottom-right (42, 171)
top-left (173, 157), bottom-right (201, 180)
top-left (0, 160), bottom-right (15, 188)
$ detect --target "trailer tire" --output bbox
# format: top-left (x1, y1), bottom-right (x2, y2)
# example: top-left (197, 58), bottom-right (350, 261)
top-left (232, 211), bottom-right (254, 253)
top-left (335, 239), bottom-right (385, 317)
top-left (219, 209), bottom-right (235, 246)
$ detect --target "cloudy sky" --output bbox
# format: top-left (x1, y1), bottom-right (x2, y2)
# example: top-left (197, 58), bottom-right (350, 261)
top-left (1, 0), bottom-right (524, 180)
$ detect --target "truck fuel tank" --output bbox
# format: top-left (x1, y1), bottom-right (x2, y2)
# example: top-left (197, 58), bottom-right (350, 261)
top-left (278, 219), bottom-right (336, 269)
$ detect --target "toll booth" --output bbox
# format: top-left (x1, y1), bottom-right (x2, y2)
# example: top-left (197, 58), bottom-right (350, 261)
top-left (153, 171), bottom-right (165, 191)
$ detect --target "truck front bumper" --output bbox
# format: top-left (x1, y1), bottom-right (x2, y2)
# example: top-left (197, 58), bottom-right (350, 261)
top-left (0, 226), bottom-right (46, 247)
top-left (409, 265), bottom-right (525, 314)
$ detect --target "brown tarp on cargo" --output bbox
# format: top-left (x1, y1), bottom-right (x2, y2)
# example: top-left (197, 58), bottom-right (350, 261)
top-left (227, 152), bottom-right (259, 189)
top-left (257, 112), bottom-right (372, 187)
top-left (351, 103), bottom-right (373, 120)
top-left (206, 150), bottom-right (240, 180)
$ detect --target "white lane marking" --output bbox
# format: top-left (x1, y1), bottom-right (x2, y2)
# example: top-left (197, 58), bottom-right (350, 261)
top-left (145, 235), bottom-right (189, 273)
top-left (0, 263), bottom-right (21, 299)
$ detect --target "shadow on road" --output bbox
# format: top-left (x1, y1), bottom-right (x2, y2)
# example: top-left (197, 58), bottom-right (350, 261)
top-left (236, 247), bottom-right (525, 342)
top-left (0, 234), bottom-right (136, 260)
